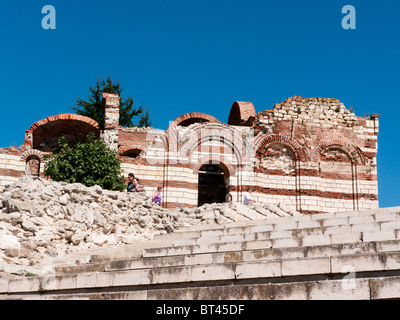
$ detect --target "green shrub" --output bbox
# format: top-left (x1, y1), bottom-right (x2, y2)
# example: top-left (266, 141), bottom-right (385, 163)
top-left (44, 133), bottom-right (126, 191)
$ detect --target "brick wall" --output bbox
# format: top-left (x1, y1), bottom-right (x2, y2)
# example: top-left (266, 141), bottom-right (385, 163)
top-left (0, 148), bottom-right (28, 186)
top-left (0, 96), bottom-right (380, 214)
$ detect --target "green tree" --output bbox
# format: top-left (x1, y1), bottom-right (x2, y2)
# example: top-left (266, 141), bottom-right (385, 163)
top-left (44, 132), bottom-right (126, 191)
top-left (71, 75), bottom-right (152, 129)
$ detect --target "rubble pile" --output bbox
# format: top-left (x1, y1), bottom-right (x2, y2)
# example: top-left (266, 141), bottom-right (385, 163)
top-left (0, 176), bottom-right (297, 269)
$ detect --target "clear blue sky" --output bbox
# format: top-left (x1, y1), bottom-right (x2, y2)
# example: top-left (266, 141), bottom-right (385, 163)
top-left (1, 1), bottom-right (399, 207)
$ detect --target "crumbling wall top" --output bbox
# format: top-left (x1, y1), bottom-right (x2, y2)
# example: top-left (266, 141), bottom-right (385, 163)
top-left (257, 96), bottom-right (361, 129)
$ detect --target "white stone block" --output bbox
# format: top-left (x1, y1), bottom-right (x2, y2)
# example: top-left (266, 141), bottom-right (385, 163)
top-left (363, 231), bottom-right (396, 242)
top-left (235, 261), bottom-right (281, 279)
top-left (282, 257), bottom-right (330, 276)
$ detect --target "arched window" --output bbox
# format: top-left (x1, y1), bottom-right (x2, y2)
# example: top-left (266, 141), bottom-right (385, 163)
top-left (121, 148), bottom-right (143, 158)
top-left (26, 114), bottom-right (100, 152)
top-left (21, 149), bottom-right (45, 177)
top-left (256, 144), bottom-right (296, 174)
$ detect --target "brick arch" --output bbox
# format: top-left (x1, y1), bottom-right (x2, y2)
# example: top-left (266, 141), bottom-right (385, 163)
top-left (311, 139), bottom-right (365, 165)
top-left (192, 155), bottom-right (235, 177)
top-left (28, 114), bottom-right (99, 132)
top-left (26, 114), bottom-right (100, 151)
top-left (228, 101), bottom-right (256, 126)
top-left (21, 149), bottom-right (45, 176)
top-left (255, 133), bottom-right (307, 162)
top-left (166, 113), bottom-right (219, 153)
top-left (20, 149), bottom-right (45, 162)
top-left (165, 125), bottom-right (177, 153)
top-left (179, 123), bottom-right (249, 166)
top-left (118, 146), bottom-right (143, 156)
top-left (168, 112), bottom-right (219, 129)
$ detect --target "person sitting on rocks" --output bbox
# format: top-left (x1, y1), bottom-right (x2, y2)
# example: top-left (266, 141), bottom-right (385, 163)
top-left (131, 178), bottom-right (146, 193)
top-left (127, 173), bottom-right (135, 192)
top-left (152, 186), bottom-right (162, 205)
top-left (243, 187), bottom-right (256, 205)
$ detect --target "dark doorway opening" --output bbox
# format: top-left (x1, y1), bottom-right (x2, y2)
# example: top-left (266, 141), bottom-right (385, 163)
top-left (197, 164), bottom-right (228, 207)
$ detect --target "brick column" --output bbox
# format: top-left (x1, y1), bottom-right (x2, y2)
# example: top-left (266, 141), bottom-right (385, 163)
top-left (24, 130), bottom-right (33, 148)
top-left (101, 93), bottom-right (120, 151)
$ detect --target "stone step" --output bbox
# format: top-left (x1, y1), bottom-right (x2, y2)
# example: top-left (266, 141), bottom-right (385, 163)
top-left (4, 273), bottom-right (400, 300)
top-left (168, 206), bottom-right (400, 235)
top-left (55, 239), bottom-right (400, 275)
top-left (2, 207), bottom-right (400, 299)
top-left (42, 211), bottom-right (400, 279)
top-left (4, 249), bottom-right (400, 297)
top-left (72, 207), bottom-right (400, 271)
top-left (154, 208), bottom-right (400, 243)
top-left (87, 220), bottom-right (400, 264)
top-left (0, 277), bottom-right (375, 300)
top-left (143, 228), bottom-right (400, 259)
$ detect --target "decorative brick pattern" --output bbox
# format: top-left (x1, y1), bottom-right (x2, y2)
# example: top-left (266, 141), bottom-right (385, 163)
top-left (167, 112), bottom-right (218, 129)
top-left (20, 149), bottom-right (45, 162)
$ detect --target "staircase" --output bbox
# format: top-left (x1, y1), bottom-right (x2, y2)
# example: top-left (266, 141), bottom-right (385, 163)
top-left (2, 206), bottom-right (400, 300)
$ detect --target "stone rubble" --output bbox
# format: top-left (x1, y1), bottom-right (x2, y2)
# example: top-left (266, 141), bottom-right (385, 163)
top-left (0, 176), bottom-right (298, 273)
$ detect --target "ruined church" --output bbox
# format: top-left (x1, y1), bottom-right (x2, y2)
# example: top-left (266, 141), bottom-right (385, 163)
top-left (0, 93), bottom-right (379, 214)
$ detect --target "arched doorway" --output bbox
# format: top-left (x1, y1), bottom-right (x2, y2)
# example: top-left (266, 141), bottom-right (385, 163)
top-left (25, 156), bottom-right (41, 176)
top-left (197, 164), bottom-right (229, 206)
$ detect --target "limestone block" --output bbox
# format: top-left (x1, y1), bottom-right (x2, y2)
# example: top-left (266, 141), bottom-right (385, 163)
top-left (351, 222), bottom-right (380, 233)
top-left (380, 221), bottom-right (400, 231)
top-left (273, 221), bottom-right (298, 231)
top-left (167, 245), bottom-right (192, 256)
top-left (143, 247), bottom-right (168, 258)
top-left (363, 231), bottom-right (396, 242)
top-left (302, 235), bottom-right (331, 247)
top-left (272, 237), bottom-right (301, 249)
top-left (218, 242), bottom-right (243, 252)
top-left (322, 217), bottom-right (349, 227)
top-left (76, 272), bottom-right (113, 289)
top-left (192, 244), bottom-right (219, 255)
top-left (244, 240), bottom-right (273, 251)
top-left (112, 269), bottom-right (151, 286)
top-left (331, 233), bottom-right (362, 245)
top-left (184, 253), bottom-right (214, 266)
top-left (235, 261), bottom-right (281, 279)
top-left (370, 276), bottom-right (400, 300)
top-left (191, 264), bottom-right (235, 282)
top-left (331, 252), bottom-right (400, 273)
top-left (307, 278), bottom-right (371, 300)
top-left (0, 279), bottom-right (8, 294)
top-left (8, 277), bottom-right (41, 293)
top-left (282, 257), bottom-right (330, 276)
top-left (151, 266), bottom-right (191, 284)
top-left (249, 224), bottom-right (274, 233)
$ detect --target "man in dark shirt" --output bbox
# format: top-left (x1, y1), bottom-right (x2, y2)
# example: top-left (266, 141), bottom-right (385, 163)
top-left (127, 173), bottom-right (135, 192)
